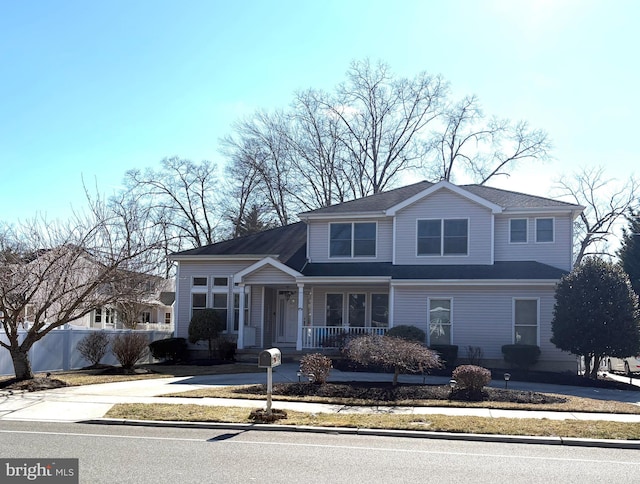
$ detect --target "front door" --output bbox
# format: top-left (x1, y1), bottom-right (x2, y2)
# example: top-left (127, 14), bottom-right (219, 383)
top-left (276, 291), bottom-right (298, 344)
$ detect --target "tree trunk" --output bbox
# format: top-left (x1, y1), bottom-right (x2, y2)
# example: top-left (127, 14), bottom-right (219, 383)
top-left (590, 355), bottom-right (601, 379)
top-left (393, 367), bottom-right (399, 386)
top-left (10, 349), bottom-right (34, 381)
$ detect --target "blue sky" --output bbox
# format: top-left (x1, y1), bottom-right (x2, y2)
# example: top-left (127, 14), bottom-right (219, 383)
top-left (1, 0), bottom-right (638, 223)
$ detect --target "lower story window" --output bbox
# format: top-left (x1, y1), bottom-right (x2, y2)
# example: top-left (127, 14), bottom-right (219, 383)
top-left (514, 299), bottom-right (538, 345)
top-left (212, 293), bottom-right (228, 328)
top-left (164, 312), bottom-right (171, 324)
top-left (191, 293), bottom-right (206, 319)
top-left (326, 294), bottom-right (343, 325)
top-left (371, 293), bottom-right (389, 327)
top-left (348, 293), bottom-right (366, 327)
top-left (429, 298), bottom-right (451, 345)
top-left (233, 292), bottom-right (250, 331)
top-left (140, 311), bottom-right (151, 324)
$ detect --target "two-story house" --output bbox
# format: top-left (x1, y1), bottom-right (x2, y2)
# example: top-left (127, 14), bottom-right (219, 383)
top-left (170, 180), bottom-right (584, 371)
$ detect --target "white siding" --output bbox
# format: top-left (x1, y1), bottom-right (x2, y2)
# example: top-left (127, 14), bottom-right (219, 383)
top-left (494, 214), bottom-right (573, 270)
top-left (307, 218), bottom-right (393, 263)
top-left (392, 284), bottom-right (573, 367)
top-left (394, 190), bottom-right (493, 265)
top-left (243, 266), bottom-right (297, 285)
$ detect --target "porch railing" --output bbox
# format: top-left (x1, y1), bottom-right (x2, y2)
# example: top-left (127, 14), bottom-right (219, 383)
top-left (302, 326), bottom-right (387, 349)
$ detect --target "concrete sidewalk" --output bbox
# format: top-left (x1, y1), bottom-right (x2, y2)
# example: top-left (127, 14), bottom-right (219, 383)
top-left (1, 363), bottom-right (639, 424)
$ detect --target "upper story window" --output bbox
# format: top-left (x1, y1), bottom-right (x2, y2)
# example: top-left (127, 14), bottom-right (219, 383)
top-left (417, 219), bottom-right (468, 256)
top-left (510, 219), bottom-right (528, 243)
top-left (536, 218), bottom-right (554, 243)
top-left (329, 222), bottom-right (376, 258)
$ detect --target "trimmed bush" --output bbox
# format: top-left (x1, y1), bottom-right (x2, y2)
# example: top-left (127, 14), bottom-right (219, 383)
top-left (216, 336), bottom-right (237, 361)
top-left (76, 331), bottom-right (110, 367)
top-left (111, 333), bottom-right (149, 370)
top-left (387, 325), bottom-right (425, 343)
top-left (501, 344), bottom-right (541, 370)
top-left (149, 337), bottom-right (188, 362)
top-left (429, 344), bottom-right (458, 368)
top-left (452, 365), bottom-right (492, 400)
top-left (299, 353), bottom-right (332, 384)
top-left (343, 334), bottom-right (441, 385)
top-left (188, 308), bottom-right (225, 357)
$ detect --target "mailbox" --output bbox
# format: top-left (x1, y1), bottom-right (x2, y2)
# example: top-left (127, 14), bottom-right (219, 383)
top-left (258, 348), bottom-right (282, 368)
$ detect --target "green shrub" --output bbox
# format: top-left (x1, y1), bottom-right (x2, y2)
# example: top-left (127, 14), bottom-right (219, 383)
top-left (429, 344), bottom-right (458, 368)
top-left (299, 353), bottom-right (332, 384)
top-left (452, 365), bottom-right (491, 400)
top-left (148, 337), bottom-right (188, 362)
top-left (501, 344), bottom-right (541, 370)
top-left (387, 325), bottom-right (425, 343)
top-left (188, 309), bottom-right (225, 357)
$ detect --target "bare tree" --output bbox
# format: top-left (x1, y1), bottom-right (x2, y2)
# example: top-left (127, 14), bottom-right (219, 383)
top-left (220, 59), bottom-right (552, 222)
top-left (326, 59), bottom-right (446, 197)
top-left (222, 111), bottom-right (296, 226)
top-left (286, 89), bottom-right (350, 209)
top-left (553, 166), bottom-right (639, 265)
top-left (124, 157), bottom-right (222, 250)
top-left (427, 95), bottom-right (551, 184)
top-left (0, 196), bottom-right (160, 380)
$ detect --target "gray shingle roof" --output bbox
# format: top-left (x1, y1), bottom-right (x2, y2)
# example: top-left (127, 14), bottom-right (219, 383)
top-left (300, 180), bottom-right (581, 216)
top-left (302, 261), bottom-right (567, 280)
top-left (171, 222), bottom-right (308, 271)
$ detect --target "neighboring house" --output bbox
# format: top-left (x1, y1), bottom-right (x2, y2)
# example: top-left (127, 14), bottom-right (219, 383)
top-left (86, 276), bottom-right (175, 331)
top-left (170, 180), bottom-right (584, 371)
top-left (16, 247), bottom-right (175, 331)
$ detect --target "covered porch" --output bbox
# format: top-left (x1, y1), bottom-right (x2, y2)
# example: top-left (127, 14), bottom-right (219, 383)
top-left (234, 258), bottom-right (391, 351)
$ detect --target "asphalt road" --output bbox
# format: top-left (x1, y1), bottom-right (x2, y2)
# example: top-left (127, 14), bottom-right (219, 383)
top-left (0, 421), bottom-right (638, 483)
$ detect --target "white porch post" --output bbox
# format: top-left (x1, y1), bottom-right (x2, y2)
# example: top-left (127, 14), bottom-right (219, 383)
top-left (389, 285), bottom-right (395, 329)
top-left (296, 283), bottom-right (304, 350)
top-left (237, 284), bottom-right (246, 349)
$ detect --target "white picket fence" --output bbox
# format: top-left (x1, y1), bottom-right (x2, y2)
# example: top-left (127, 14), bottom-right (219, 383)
top-left (0, 328), bottom-right (173, 376)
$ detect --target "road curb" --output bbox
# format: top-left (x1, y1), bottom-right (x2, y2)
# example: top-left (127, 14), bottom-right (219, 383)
top-left (83, 418), bottom-right (640, 449)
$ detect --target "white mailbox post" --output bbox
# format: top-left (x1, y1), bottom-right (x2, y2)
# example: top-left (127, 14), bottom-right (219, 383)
top-left (258, 348), bottom-right (282, 415)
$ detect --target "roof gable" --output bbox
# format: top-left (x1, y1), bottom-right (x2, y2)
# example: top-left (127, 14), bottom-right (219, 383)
top-left (233, 257), bottom-right (302, 284)
top-left (386, 180), bottom-right (503, 215)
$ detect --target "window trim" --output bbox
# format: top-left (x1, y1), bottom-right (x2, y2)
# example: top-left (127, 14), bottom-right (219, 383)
top-left (513, 297), bottom-right (540, 346)
top-left (509, 218), bottom-right (528, 244)
top-left (328, 222), bottom-right (377, 259)
top-left (417, 218), bottom-right (469, 257)
top-left (535, 217), bottom-right (554, 243)
top-left (427, 297), bottom-right (452, 346)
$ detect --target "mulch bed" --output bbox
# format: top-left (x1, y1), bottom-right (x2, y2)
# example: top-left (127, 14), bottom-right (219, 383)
top-left (0, 377), bottom-right (68, 392)
top-left (234, 381), bottom-right (568, 404)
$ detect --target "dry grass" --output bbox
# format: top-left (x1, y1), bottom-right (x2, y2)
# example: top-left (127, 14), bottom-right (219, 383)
top-left (163, 384), bottom-right (640, 415)
top-left (0, 364), bottom-right (261, 388)
top-left (105, 403), bottom-right (640, 440)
